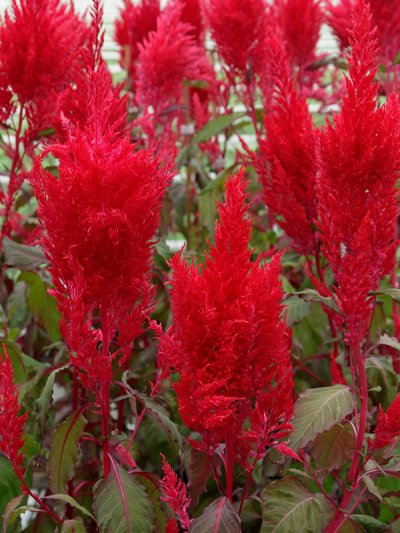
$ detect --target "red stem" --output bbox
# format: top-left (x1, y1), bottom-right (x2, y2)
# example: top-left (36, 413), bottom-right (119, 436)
top-left (101, 312), bottom-right (111, 479)
top-left (224, 432), bottom-right (234, 503)
top-left (16, 471), bottom-right (62, 524)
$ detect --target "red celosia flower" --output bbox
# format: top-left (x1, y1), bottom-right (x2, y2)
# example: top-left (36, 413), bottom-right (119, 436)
top-left (115, 0), bottom-right (161, 86)
top-left (160, 455), bottom-right (191, 531)
top-left (272, 0), bottom-right (323, 71)
top-left (0, 0), bottom-right (87, 137)
top-left (370, 395), bottom-right (400, 450)
top-left (31, 20), bottom-right (173, 398)
top-left (203, 0), bottom-right (269, 81)
top-left (0, 352), bottom-right (27, 477)
top-left (156, 170), bottom-right (293, 465)
top-left (136, 1), bottom-right (211, 113)
top-left (328, 0), bottom-right (400, 68)
top-left (255, 37), bottom-right (318, 255)
top-left (180, 0), bottom-right (204, 43)
top-left (316, 0), bottom-right (400, 341)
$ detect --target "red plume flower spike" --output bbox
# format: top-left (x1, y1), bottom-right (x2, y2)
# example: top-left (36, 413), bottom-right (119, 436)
top-left (273, 0), bottom-right (323, 72)
top-left (115, 0), bottom-right (161, 87)
top-left (203, 0), bottom-right (269, 82)
top-left (0, 351), bottom-right (27, 478)
top-left (136, 1), bottom-right (211, 114)
top-left (0, 0), bottom-right (87, 139)
top-left (160, 454), bottom-right (191, 531)
top-left (369, 395), bottom-right (400, 450)
top-left (255, 36), bottom-right (318, 255)
top-left (31, 5), bottom-right (173, 399)
top-left (316, 0), bottom-right (400, 341)
top-left (156, 170), bottom-right (294, 467)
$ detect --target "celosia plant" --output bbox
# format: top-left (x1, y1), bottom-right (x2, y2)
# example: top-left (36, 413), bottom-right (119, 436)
top-left (155, 170), bottom-right (294, 505)
top-left (0, 0), bottom-right (399, 530)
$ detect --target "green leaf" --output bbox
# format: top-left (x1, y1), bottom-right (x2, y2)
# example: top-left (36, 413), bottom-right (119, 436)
top-left (284, 296), bottom-right (311, 327)
top-left (36, 364), bottom-right (69, 435)
top-left (60, 519), bottom-right (87, 533)
top-left (0, 457), bottom-right (21, 519)
top-left (48, 411), bottom-right (86, 493)
top-left (189, 497), bottom-right (241, 533)
top-left (261, 477), bottom-right (333, 532)
top-left (370, 288), bottom-right (400, 303)
top-left (2, 494), bottom-right (24, 533)
top-left (93, 459), bottom-right (154, 533)
top-left (44, 494), bottom-right (94, 520)
top-left (310, 422), bottom-right (356, 476)
top-left (350, 515), bottom-right (389, 532)
top-left (3, 237), bottom-right (47, 270)
top-left (378, 334), bottom-right (400, 352)
top-left (19, 272), bottom-right (61, 341)
top-left (133, 472), bottom-right (167, 533)
top-left (295, 289), bottom-right (342, 316)
top-left (366, 356), bottom-right (398, 409)
top-left (290, 385), bottom-right (355, 452)
top-left (362, 475), bottom-right (383, 501)
top-left (193, 112), bottom-right (244, 143)
top-left (121, 384), bottom-right (183, 452)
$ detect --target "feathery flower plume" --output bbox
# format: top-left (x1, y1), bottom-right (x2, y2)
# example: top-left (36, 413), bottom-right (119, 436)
top-left (180, 0), bottom-right (204, 43)
top-left (0, 353), bottom-right (27, 477)
top-left (203, 0), bottom-right (269, 81)
top-left (328, 0), bottom-right (400, 74)
top-left (115, 0), bottom-right (161, 86)
top-left (0, 0), bottom-right (87, 138)
top-left (156, 171), bottom-right (293, 477)
top-left (273, 0), bottom-right (323, 72)
top-left (316, 0), bottom-right (400, 341)
top-left (255, 36), bottom-right (318, 255)
top-left (160, 455), bottom-right (191, 531)
top-left (369, 395), bottom-right (400, 450)
top-left (31, 2), bottom-right (172, 403)
top-left (136, 1), bottom-right (211, 114)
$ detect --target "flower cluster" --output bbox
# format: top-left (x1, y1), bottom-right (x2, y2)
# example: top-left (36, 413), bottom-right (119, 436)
top-left (136, 1), bottom-right (211, 114)
top-left (256, 37), bottom-right (318, 255)
top-left (0, 353), bottom-right (27, 477)
top-left (370, 395), bottom-right (400, 450)
top-left (316, 0), bottom-right (400, 341)
top-left (203, 0), bottom-right (269, 82)
top-left (0, 0), bottom-right (87, 139)
top-left (156, 171), bottom-right (293, 464)
top-left (161, 454), bottom-right (191, 531)
top-left (31, 18), bottom-right (173, 398)
top-left (115, 0), bottom-right (161, 87)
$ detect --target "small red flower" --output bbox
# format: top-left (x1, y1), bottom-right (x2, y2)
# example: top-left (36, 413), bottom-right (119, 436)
top-left (115, 0), bottom-right (161, 86)
top-left (370, 395), bottom-right (400, 450)
top-left (160, 455), bottom-right (191, 531)
top-left (0, 351), bottom-right (27, 477)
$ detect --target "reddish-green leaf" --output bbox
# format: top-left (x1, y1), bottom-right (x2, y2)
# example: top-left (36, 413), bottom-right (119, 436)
top-left (189, 497), bottom-right (241, 533)
top-left (48, 411), bottom-right (86, 493)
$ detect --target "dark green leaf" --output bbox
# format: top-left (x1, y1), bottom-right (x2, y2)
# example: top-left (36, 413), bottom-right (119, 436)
top-left (351, 515), bottom-right (389, 532)
top-left (366, 356), bottom-right (398, 409)
top-left (193, 113), bottom-right (244, 143)
top-left (60, 519), bottom-right (87, 533)
top-left (19, 272), bottom-right (61, 341)
top-left (284, 296), bottom-right (311, 327)
top-left (0, 457), bottom-right (21, 519)
top-left (370, 288), bottom-right (400, 303)
top-left (48, 411), bottom-right (86, 493)
top-left (3, 237), bottom-right (47, 271)
top-left (36, 364), bottom-right (69, 435)
top-left (295, 289), bottom-right (342, 316)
